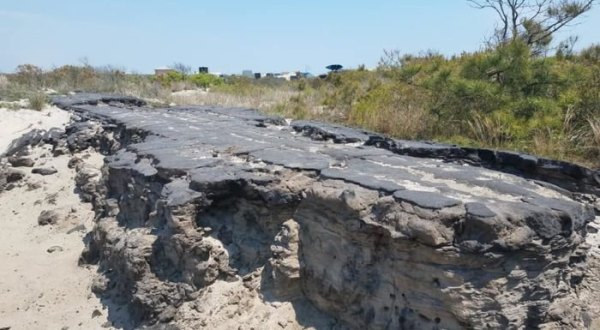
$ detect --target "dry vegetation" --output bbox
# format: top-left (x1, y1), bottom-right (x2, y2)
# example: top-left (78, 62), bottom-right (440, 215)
top-left (1, 42), bottom-right (600, 168)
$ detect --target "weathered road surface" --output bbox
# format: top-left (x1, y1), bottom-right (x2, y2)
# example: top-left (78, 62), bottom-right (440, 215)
top-left (47, 93), bottom-right (599, 329)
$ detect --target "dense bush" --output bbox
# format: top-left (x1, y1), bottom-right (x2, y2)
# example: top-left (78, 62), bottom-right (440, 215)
top-left (262, 42), bottom-right (600, 167)
top-left (188, 73), bottom-right (223, 88)
top-left (154, 71), bottom-right (186, 87)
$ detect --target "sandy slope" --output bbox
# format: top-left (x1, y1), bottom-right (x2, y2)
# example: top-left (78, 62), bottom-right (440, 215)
top-left (0, 106), bottom-right (112, 330)
top-left (0, 106), bottom-right (71, 155)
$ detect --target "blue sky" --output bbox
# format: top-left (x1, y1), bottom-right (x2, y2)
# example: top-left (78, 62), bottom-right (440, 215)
top-left (1, 0), bottom-right (599, 74)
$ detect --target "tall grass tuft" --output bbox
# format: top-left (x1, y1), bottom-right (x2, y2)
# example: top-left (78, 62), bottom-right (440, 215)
top-left (28, 92), bottom-right (47, 111)
top-left (467, 113), bottom-right (511, 148)
top-left (589, 118), bottom-right (600, 159)
top-left (0, 75), bottom-right (8, 89)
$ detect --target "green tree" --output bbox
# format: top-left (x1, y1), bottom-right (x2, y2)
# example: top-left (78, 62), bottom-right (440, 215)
top-left (468, 0), bottom-right (594, 53)
top-left (326, 64), bottom-right (343, 72)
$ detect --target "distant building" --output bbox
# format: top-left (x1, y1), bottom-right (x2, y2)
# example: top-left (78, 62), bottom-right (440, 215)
top-left (254, 73), bottom-right (262, 79)
top-left (154, 67), bottom-right (175, 77)
top-left (275, 72), bottom-right (294, 81)
top-left (275, 72), bottom-right (308, 81)
top-left (198, 67), bottom-right (209, 74)
top-left (242, 70), bottom-right (254, 78)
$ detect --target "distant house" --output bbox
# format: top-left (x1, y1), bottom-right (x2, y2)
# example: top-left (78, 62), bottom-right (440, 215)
top-left (275, 72), bottom-right (296, 81)
top-left (154, 67), bottom-right (175, 77)
top-left (275, 71), bottom-right (310, 81)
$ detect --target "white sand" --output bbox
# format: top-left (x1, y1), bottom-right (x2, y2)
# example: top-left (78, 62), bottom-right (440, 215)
top-left (0, 107), bottom-right (113, 330)
top-left (0, 105), bottom-right (71, 155)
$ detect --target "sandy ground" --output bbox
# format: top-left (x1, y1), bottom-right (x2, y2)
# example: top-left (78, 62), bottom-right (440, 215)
top-left (0, 105), bottom-right (112, 330)
top-left (0, 106), bottom-right (71, 155)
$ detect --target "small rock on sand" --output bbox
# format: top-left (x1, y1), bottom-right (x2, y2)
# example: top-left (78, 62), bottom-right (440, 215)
top-left (32, 167), bottom-right (58, 176)
top-left (47, 246), bottom-right (63, 253)
top-left (8, 157), bottom-right (35, 168)
top-left (68, 156), bottom-right (82, 169)
top-left (26, 181), bottom-right (42, 190)
top-left (91, 274), bottom-right (109, 294)
top-left (37, 210), bottom-right (60, 226)
top-left (91, 309), bottom-right (102, 318)
top-left (67, 224), bottom-right (86, 234)
top-left (5, 169), bottom-right (25, 183)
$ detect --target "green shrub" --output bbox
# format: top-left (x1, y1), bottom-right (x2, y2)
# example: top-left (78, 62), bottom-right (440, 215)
top-left (154, 71), bottom-right (185, 87)
top-left (188, 73), bottom-right (223, 88)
